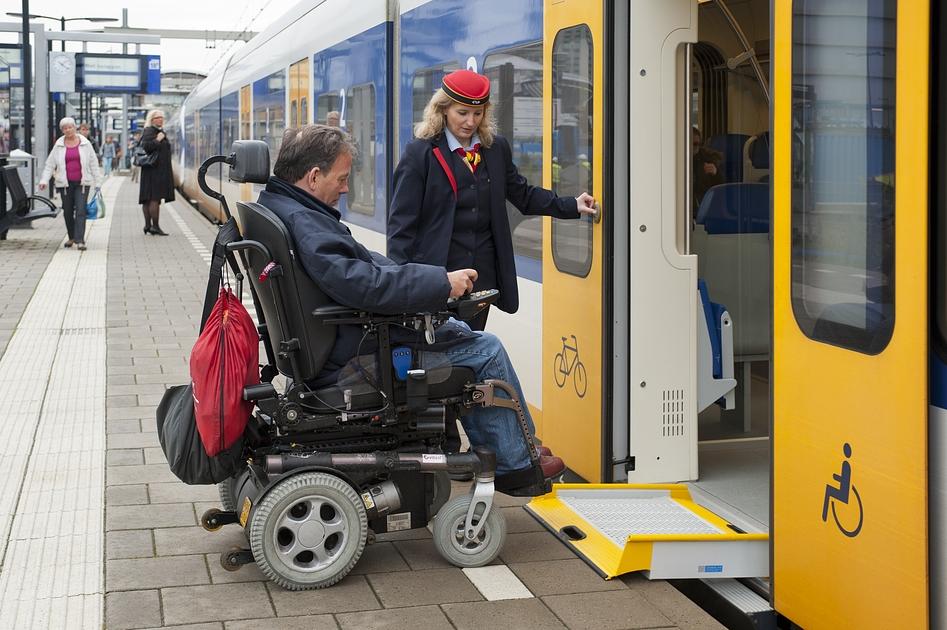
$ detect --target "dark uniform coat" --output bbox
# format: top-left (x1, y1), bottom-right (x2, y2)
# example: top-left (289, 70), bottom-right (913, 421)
top-left (387, 134), bottom-right (580, 314)
top-left (138, 125), bottom-right (175, 204)
top-left (258, 177), bottom-right (470, 379)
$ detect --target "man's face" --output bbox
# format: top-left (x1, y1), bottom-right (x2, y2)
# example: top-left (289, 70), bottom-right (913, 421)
top-left (307, 151), bottom-right (352, 208)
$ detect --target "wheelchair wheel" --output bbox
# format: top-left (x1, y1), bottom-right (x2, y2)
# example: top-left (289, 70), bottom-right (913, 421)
top-left (248, 472), bottom-right (367, 590)
top-left (218, 477), bottom-right (238, 512)
top-left (428, 471), bottom-right (452, 520)
top-left (432, 494), bottom-right (506, 568)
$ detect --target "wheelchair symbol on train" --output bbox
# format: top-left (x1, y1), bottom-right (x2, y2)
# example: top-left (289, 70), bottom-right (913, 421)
top-left (554, 334), bottom-right (588, 398)
top-left (821, 442), bottom-right (863, 538)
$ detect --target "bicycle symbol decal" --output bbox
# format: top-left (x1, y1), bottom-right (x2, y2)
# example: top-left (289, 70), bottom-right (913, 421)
top-left (821, 442), bottom-right (863, 538)
top-left (554, 334), bottom-right (588, 398)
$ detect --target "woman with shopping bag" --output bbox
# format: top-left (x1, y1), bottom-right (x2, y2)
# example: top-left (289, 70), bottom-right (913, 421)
top-left (38, 117), bottom-right (104, 251)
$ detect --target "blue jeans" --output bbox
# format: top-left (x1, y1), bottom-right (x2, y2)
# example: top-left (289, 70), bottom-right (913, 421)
top-left (422, 328), bottom-right (535, 473)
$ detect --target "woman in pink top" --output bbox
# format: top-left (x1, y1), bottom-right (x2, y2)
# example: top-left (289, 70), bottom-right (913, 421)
top-left (39, 117), bottom-right (103, 250)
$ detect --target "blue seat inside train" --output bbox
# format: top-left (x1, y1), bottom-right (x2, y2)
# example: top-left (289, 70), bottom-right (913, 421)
top-left (698, 279), bottom-right (726, 380)
top-left (708, 133), bottom-right (751, 182)
top-left (696, 182), bottom-right (770, 235)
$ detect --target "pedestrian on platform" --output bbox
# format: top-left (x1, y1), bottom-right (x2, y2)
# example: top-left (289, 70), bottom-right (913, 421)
top-left (138, 110), bottom-right (174, 235)
top-left (387, 69), bottom-right (597, 332)
top-left (102, 135), bottom-right (117, 176)
top-left (79, 122), bottom-right (101, 158)
top-left (38, 116), bottom-right (103, 251)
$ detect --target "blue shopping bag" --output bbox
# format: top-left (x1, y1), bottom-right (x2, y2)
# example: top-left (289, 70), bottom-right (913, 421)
top-left (86, 190), bottom-right (105, 220)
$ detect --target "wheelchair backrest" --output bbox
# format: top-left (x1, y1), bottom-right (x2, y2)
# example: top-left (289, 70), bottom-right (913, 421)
top-left (235, 200), bottom-right (336, 382)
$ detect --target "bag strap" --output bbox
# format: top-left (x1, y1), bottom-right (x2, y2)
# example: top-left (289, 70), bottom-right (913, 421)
top-left (200, 218), bottom-right (243, 331)
top-left (432, 147), bottom-right (457, 198)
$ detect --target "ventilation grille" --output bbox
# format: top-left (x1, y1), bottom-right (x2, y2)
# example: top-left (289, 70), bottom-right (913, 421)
top-left (662, 389), bottom-right (685, 437)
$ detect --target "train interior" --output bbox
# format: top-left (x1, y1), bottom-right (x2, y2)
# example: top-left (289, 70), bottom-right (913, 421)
top-left (689, 0), bottom-right (771, 530)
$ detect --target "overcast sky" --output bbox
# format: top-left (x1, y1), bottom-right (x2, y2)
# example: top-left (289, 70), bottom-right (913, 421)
top-left (3, 0), bottom-right (302, 74)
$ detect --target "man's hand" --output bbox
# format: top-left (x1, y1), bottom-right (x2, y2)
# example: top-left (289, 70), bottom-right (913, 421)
top-left (447, 269), bottom-right (478, 298)
top-left (38, 182), bottom-right (47, 191)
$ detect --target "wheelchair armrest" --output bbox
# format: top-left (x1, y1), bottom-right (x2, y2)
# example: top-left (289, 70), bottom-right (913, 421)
top-left (312, 304), bottom-right (362, 319)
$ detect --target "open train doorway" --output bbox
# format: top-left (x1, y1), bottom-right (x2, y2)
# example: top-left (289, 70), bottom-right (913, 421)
top-left (689, 0), bottom-right (771, 528)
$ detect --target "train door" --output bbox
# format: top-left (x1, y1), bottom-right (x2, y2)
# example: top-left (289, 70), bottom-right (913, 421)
top-left (289, 58), bottom-right (311, 127)
top-left (540, 0), bottom-right (698, 484)
top-left (773, 1), bottom-right (929, 628)
top-left (540, 0), bottom-right (606, 482)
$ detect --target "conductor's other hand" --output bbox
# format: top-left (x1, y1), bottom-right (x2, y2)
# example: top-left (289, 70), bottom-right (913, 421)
top-left (447, 269), bottom-right (478, 298)
top-left (156, 131), bottom-right (166, 142)
top-left (575, 192), bottom-right (597, 217)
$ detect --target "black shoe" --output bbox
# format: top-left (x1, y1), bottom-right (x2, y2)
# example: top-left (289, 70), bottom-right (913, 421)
top-left (495, 464), bottom-right (551, 497)
top-left (149, 226), bottom-right (169, 236)
top-left (143, 227), bottom-right (151, 234)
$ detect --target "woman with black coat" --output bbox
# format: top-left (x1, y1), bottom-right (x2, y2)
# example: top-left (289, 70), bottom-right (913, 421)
top-left (138, 109), bottom-right (175, 235)
top-left (387, 69), bottom-right (596, 331)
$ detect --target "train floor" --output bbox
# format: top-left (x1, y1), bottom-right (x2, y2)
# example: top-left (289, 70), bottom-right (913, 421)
top-left (0, 175), bottom-right (725, 629)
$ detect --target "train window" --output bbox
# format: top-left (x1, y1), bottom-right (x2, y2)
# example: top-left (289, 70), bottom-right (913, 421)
top-left (253, 70), bottom-right (286, 160)
top-left (346, 84), bottom-right (376, 216)
top-left (551, 25), bottom-right (594, 278)
top-left (316, 93), bottom-right (342, 125)
top-left (199, 103), bottom-right (218, 165)
top-left (484, 41), bottom-right (544, 262)
top-left (316, 86), bottom-right (376, 216)
top-left (221, 91), bottom-right (238, 154)
top-left (412, 63), bottom-right (460, 126)
top-left (186, 112), bottom-right (197, 169)
top-left (240, 85), bottom-right (251, 140)
top-left (790, 0), bottom-right (896, 354)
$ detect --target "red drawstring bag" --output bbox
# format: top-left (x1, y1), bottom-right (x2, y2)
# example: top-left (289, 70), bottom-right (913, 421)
top-left (189, 287), bottom-right (259, 456)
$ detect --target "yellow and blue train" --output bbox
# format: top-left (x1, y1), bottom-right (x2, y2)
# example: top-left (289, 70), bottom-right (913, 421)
top-left (169, 0), bottom-right (946, 627)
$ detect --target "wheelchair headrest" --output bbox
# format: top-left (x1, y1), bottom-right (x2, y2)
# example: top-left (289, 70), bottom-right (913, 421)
top-left (229, 140), bottom-right (270, 184)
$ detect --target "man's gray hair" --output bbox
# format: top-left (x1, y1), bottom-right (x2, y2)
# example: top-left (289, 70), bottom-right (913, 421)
top-left (59, 117), bottom-right (77, 130)
top-left (273, 124), bottom-right (357, 183)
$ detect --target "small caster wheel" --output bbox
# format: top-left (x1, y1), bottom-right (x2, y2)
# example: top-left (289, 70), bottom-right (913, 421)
top-left (201, 508), bottom-right (224, 532)
top-left (366, 529), bottom-right (377, 546)
top-left (220, 547), bottom-right (245, 572)
top-left (433, 495), bottom-right (506, 568)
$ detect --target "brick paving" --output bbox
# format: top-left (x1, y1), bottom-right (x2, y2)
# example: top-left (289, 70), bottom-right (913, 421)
top-left (3, 176), bottom-right (726, 629)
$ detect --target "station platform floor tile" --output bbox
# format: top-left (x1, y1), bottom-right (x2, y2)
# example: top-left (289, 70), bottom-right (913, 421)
top-left (0, 176), bottom-right (725, 629)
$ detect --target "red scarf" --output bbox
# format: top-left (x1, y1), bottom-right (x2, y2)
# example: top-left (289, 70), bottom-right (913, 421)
top-left (455, 143), bottom-right (481, 173)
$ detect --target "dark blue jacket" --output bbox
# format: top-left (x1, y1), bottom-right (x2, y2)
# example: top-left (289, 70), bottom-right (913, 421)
top-left (387, 134), bottom-right (580, 314)
top-left (258, 177), bottom-right (455, 377)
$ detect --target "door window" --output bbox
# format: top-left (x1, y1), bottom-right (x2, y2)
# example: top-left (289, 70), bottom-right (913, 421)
top-left (791, 0), bottom-right (896, 354)
top-left (551, 25), bottom-right (594, 277)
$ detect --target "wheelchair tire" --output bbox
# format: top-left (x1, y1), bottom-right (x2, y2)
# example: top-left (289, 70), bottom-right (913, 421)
top-left (428, 472), bottom-right (452, 520)
top-left (218, 477), bottom-right (238, 512)
top-left (432, 494), bottom-right (506, 568)
top-left (249, 471), bottom-right (367, 590)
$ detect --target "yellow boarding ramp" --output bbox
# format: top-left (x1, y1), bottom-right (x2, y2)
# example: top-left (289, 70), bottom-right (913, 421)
top-left (526, 484), bottom-right (768, 580)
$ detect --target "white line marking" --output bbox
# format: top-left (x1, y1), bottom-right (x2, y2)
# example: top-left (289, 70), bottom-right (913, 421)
top-left (463, 565), bottom-right (534, 601)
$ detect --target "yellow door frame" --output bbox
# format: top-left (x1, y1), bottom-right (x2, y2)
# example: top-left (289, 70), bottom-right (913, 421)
top-left (773, 1), bottom-right (929, 627)
top-left (541, 0), bottom-right (606, 482)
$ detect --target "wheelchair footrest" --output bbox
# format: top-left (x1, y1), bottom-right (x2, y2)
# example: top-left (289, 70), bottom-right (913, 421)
top-left (495, 464), bottom-right (550, 497)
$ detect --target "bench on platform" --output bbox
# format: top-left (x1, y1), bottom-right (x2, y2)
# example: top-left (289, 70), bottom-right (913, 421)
top-left (0, 165), bottom-right (59, 238)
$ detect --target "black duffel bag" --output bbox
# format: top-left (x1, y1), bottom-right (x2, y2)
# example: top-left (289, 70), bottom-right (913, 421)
top-left (156, 383), bottom-right (244, 485)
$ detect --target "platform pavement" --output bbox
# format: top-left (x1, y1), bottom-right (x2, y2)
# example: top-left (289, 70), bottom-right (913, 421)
top-left (0, 176), bottom-right (725, 629)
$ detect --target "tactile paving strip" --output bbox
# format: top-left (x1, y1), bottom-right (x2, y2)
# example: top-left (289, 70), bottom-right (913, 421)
top-left (0, 178), bottom-right (118, 628)
top-left (558, 490), bottom-right (721, 547)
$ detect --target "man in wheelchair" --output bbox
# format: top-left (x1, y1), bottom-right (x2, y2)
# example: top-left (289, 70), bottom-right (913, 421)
top-left (255, 124), bottom-right (564, 494)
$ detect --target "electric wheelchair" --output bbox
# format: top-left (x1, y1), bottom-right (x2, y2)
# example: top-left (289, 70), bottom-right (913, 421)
top-left (196, 141), bottom-right (549, 590)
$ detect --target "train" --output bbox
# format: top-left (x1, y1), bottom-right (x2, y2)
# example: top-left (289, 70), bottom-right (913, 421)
top-left (167, 0), bottom-right (946, 627)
